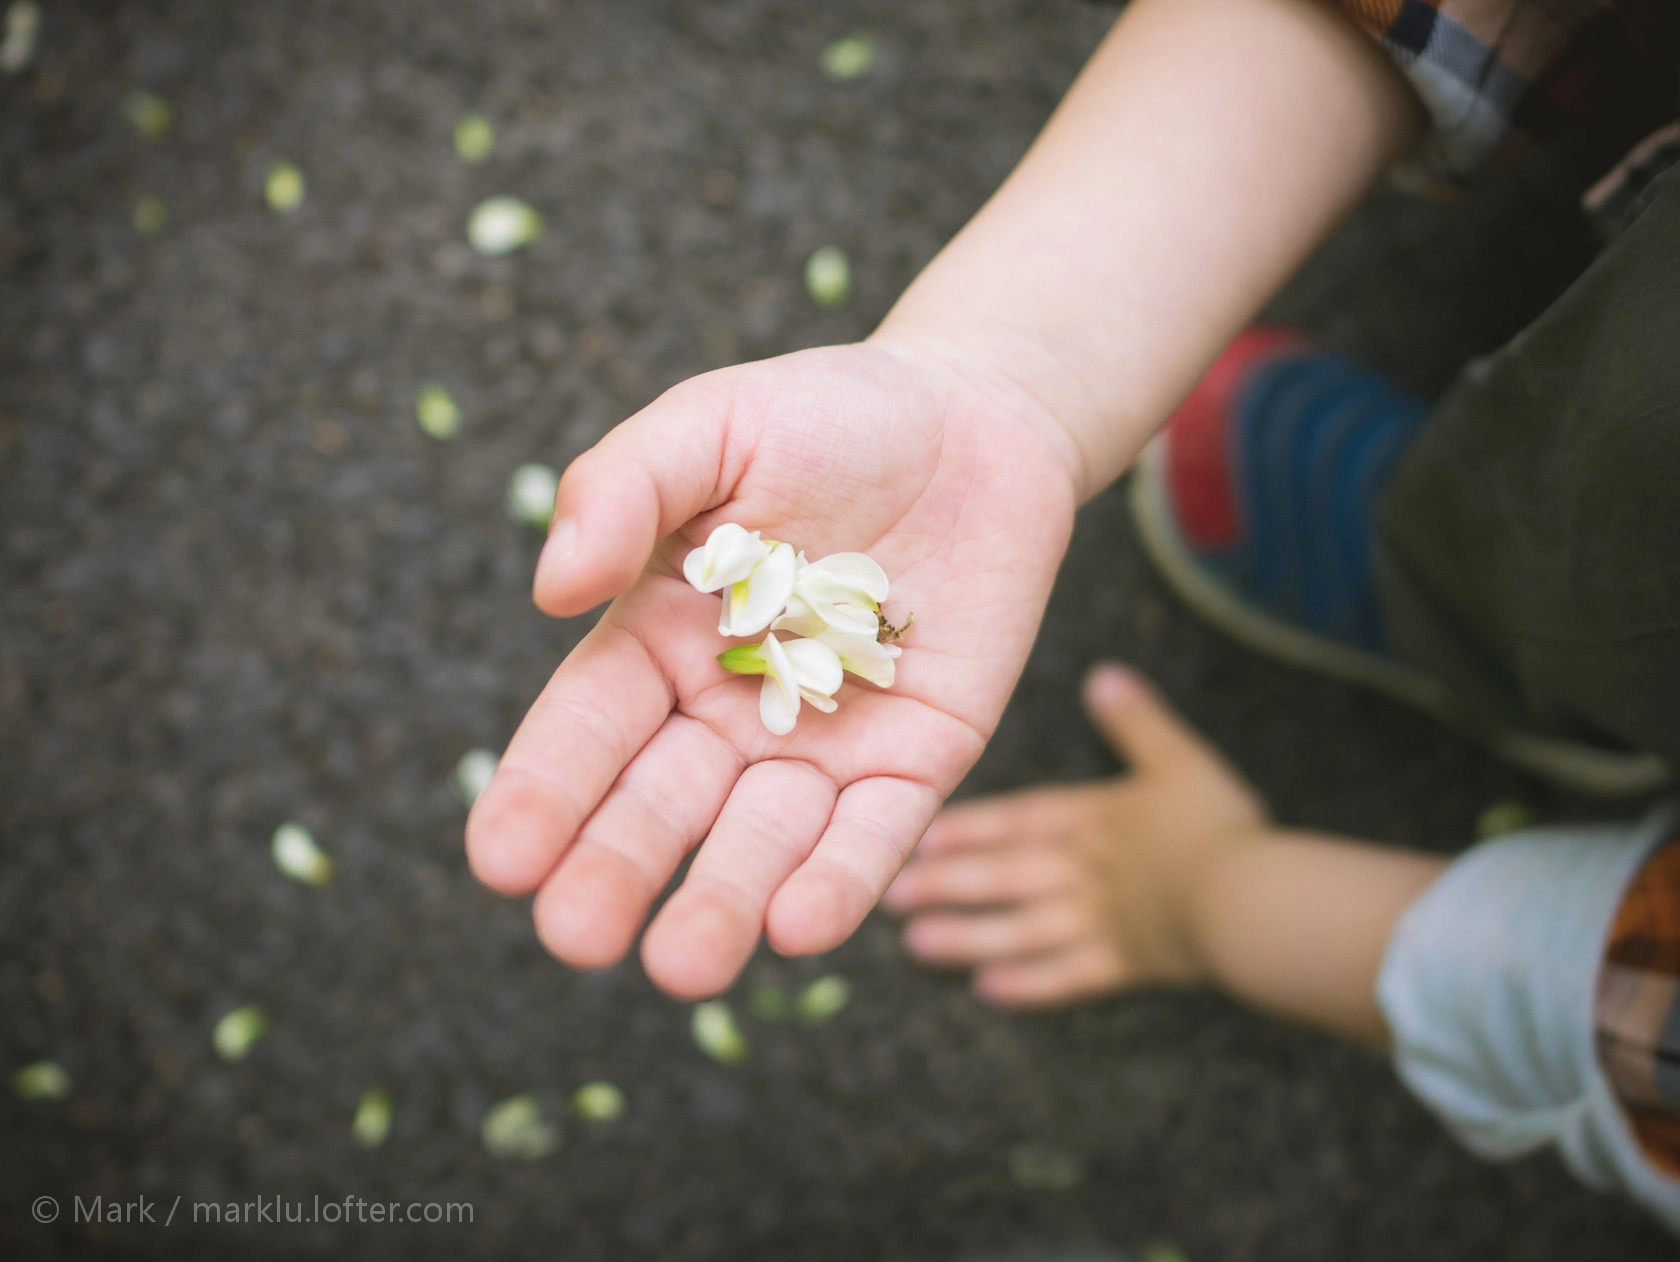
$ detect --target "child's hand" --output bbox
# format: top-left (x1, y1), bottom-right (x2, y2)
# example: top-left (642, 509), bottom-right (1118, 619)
top-left (465, 341), bottom-right (1082, 999)
top-left (884, 663), bottom-right (1268, 1007)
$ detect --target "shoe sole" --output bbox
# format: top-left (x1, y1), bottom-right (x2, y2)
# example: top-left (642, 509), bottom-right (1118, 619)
top-left (1128, 436), bottom-right (1671, 797)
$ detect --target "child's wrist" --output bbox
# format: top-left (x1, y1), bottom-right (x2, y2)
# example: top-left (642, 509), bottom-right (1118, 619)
top-left (1174, 822), bottom-right (1280, 988)
top-left (865, 322), bottom-right (1108, 503)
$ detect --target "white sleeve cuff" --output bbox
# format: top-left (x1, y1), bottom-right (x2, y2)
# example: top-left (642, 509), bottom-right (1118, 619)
top-left (1376, 802), bottom-right (1680, 1229)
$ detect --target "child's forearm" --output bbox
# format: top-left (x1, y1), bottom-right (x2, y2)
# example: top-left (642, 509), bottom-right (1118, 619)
top-left (1189, 830), bottom-right (1446, 1045)
top-left (872, 0), bottom-right (1422, 500)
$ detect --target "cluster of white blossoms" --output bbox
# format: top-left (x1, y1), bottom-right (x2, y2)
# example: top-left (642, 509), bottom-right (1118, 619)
top-left (683, 523), bottom-right (902, 735)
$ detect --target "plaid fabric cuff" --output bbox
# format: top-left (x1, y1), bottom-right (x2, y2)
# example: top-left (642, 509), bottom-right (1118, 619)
top-left (1336, 0), bottom-right (1676, 184)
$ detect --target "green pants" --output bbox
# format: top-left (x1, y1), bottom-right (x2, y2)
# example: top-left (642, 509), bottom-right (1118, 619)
top-left (1375, 162), bottom-right (1680, 768)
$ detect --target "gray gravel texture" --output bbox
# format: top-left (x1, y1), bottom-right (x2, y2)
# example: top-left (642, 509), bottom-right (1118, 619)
top-left (2, 1), bottom-right (1673, 1259)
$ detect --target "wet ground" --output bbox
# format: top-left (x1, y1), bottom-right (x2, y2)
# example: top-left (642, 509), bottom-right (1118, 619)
top-left (2, 1), bottom-right (1673, 1258)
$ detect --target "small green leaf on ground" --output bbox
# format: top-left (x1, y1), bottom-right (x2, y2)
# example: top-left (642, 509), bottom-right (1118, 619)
top-left (212, 1006), bottom-right (269, 1062)
top-left (482, 1094), bottom-right (560, 1159)
top-left (506, 463), bottom-right (559, 530)
top-left (453, 748), bottom-right (499, 806)
top-left (691, 1000), bottom-right (749, 1065)
top-left (12, 1059), bottom-right (70, 1100)
top-left (468, 196), bottom-right (542, 256)
top-left (454, 113), bottom-right (495, 163)
top-left (795, 974), bottom-right (851, 1025)
top-left (265, 161), bottom-right (305, 214)
top-left (820, 33), bottom-right (876, 81)
top-left (571, 1081), bottom-right (626, 1122)
top-left (1475, 799), bottom-right (1535, 839)
top-left (0, 2), bottom-right (40, 75)
top-left (122, 90), bottom-right (173, 139)
top-left (1007, 1143), bottom-right (1083, 1192)
top-left (1140, 1242), bottom-right (1192, 1262)
top-left (748, 985), bottom-right (790, 1022)
top-left (352, 1088), bottom-right (393, 1148)
top-left (133, 195), bottom-right (168, 235)
top-left (804, 246), bottom-right (851, 308)
top-left (271, 821), bottom-right (333, 886)
top-left (415, 384), bottom-right (461, 440)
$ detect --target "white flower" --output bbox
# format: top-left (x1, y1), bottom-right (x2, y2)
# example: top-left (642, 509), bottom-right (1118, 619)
top-left (683, 523), bottom-right (798, 639)
top-left (718, 632), bottom-right (843, 735)
top-left (782, 552), bottom-right (889, 637)
top-left (683, 522), bottom-right (769, 591)
top-left (810, 626), bottom-right (900, 689)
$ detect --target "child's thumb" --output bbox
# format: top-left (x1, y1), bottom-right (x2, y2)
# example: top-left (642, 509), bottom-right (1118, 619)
top-left (532, 378), bottom-right (732, 617)
top-left (1081, 663), bottom-right (1214, 774)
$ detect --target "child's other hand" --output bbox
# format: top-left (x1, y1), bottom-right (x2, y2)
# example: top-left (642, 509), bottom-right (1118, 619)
top-left (465, 341), bottom-right (1081, 1000)
top-left (884, 664), bottom-right (1267, 1007)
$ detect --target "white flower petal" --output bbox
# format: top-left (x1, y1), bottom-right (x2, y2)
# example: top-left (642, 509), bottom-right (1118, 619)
top-left (804, 246), bottom-right (851, 309)
top-left (691, 1001), bottom-right (750, 1065)
top-left (812, 599), bottom-right (880, 636)
top-left (814, 628), bottom-right (900, 688)
top-left (352, 1089), bottom-right (394, 1148)
top-left (265, 161), bottom-right (305, 214)
top-left (468, 197), bottom-right (544, 256)
top-left (272, 821), bottom-right (334, 886)
top-left (482, 1094), bottom-right (560, 1160)
top-left (453, 748), bottom-right (500, 805)
top-left (803, 552), bottom-right (889, 603)
top-left (720, 542), bottom-right (796, 637)
top-left (796, 974), bottom-right (852, 1023)
top-left (759, 676), bottom-right (798, 735)
top-left (212, 1006), bottom-right (269, 1063)
top-left (454, 114), bottom-right (496, 164)
top-left (770, 592), bottom-right (826, 638)
top-left (12, 1060), bottom-right (70, 1100)
top-left (799, 689), bottom-right (838, 714)
top-left (683, 523), bottom-right (766, 593)
top-left (781, 636), bottom-right (843, 698)
top-left (572, 1080), bottom-right (627, 1122)
top-left (792, 553), bottom-right (889, 636)
top-left (506, 463), bottom-right (559, 529)
top-left (757, 633), bottom-right (802, 735)
top-left (820, 34), bottom-right (877, 82)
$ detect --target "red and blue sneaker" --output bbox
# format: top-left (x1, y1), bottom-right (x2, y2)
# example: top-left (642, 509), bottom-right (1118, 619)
top-left (1128, 328), bottom-right (1668, 796)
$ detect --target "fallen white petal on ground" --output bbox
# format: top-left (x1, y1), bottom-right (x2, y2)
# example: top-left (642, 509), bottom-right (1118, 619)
top-left (691, 1001), bottom-right (749, 1065)
top-left (212, 1006), bottom-right (268, 1062)
top-left (482, 1094), bottom-right (560, 1159)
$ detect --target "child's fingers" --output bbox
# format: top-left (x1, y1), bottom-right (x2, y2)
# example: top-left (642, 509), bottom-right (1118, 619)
top-left (531, 712), bottom-right (742, 970)
top-left (640, 759), bottom-right (838, 1000)
top-left (764, 775), bottom-right (942, 957)
top-left (533, 375), bottom-right (738, 618)
top-left (900, 898), bottom-right (1084, 966)
top-left (882, 844), bottom-right (1076, 913)
top-left (465, 621), bottom-right (672, 894)
top-left (1081, 661), bottom-right (1217, 773)
top-left (918, 791), bottom-right (1064, 855)
top-left (972, 942), bottom-right (1129, 1008)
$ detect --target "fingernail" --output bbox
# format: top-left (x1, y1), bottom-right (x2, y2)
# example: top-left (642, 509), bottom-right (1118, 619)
top-left (535, 516), bottom-right (577, 589)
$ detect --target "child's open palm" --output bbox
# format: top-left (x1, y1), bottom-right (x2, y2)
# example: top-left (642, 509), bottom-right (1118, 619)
top-left (465, 341), bottom-right (1081, 998)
